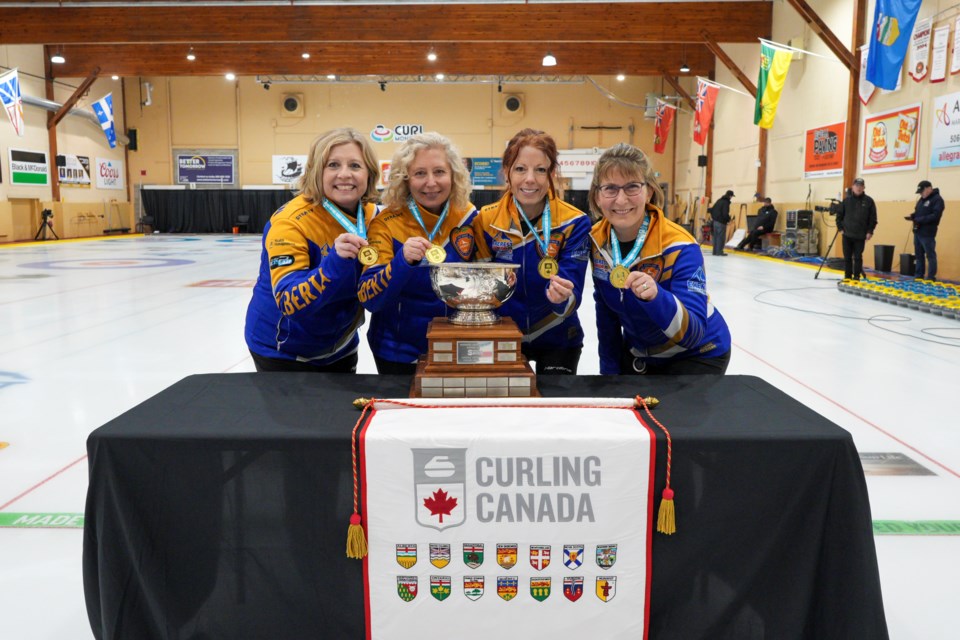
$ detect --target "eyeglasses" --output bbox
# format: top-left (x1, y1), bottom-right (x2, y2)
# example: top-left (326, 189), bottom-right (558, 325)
top-left (598, 182), bottom-right (645, 198)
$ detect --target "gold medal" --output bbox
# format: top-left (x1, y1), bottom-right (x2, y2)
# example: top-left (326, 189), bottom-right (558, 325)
top-left (425, 244), bottom-right (446, 264)
top-left (610, 265), bottom-right (630, 289)
top-left (357, 245), bottom-right (379, 266)
top-left (537, 257), bottom-right (559, 279)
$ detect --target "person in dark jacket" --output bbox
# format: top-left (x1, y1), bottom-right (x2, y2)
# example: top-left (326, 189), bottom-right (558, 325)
top-left (836, 177), bottom-right (877, 280)
top-left (736, 197), bottom-right (778, 251)
top-left (905, 180), bottom-right (944, 280)
top-left (710, 189), bottom-right (734, 256)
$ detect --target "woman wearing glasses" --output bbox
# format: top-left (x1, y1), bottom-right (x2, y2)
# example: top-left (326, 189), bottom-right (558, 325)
top-left (589, 143), bottom-right (730, 374)
top-left (358, 132), bottom-right (478, 374)
top-left (472, 128), bottom-right (591, 374)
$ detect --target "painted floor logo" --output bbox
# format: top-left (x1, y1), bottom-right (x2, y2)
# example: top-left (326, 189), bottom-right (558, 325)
top-left (412, 448), bottom-right (466, 531)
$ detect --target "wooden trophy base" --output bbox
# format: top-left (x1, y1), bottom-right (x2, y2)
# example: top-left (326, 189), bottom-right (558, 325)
top-left (411, 317), bottom-right (539, 398)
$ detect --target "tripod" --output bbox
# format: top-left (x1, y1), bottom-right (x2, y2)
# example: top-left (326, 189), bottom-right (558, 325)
top-left (816, 228), bottom-right (868, 280)
top-left (34, 216), bottom-right (59, 241)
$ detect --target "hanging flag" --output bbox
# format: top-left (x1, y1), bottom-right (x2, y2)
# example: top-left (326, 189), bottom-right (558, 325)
top-left (0, 68), bottom-right (25, 137)
top-left (859, 47), bottom-right (876, 105)
top-left (91, 93), bottom-right (117, 148)
top-left (865, 0), bottom-right (924, 90)
top-left (693, 78), bottom-right (719, 145)
top-left (908, 17), bottom-right (932, 82)
top-left (754, 43), bottom-right (792, 129)
top-left (653, 99), bottom-right (676, 154)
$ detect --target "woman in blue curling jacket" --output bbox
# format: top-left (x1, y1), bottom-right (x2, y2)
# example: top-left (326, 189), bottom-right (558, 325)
top-left (589, 143), bottom-right (731, 374)
top-left (358, 132), bottom-right (478, 375)
top-left (244, 127), bottom-right (380, 372)
top-left (472, 128), bottom-right (591, 374)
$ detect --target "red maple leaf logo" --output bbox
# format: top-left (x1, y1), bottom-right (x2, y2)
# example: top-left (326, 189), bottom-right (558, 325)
top-left (423, 488), bottom-right (458, 523)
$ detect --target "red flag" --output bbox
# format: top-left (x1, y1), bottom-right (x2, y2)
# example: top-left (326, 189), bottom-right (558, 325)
top-left (653, 99), bottom-right (676, 154)
top-left (693, 79), bottom-right (719, 145)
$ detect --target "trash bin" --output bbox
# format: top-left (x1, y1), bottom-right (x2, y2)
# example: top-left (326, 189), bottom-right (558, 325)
top-left (900, 253), bottom-right (915, 276)
top-left (874, 244), bottom-right (894, 272)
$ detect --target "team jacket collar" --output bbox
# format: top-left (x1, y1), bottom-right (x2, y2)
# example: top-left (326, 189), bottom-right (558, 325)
top-left (590, 203), bottom-right (666, 266)
top-left (487, 193), bottom-right (571, 238)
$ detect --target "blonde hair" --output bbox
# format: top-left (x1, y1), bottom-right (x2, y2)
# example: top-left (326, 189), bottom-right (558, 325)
top-left (381, 132), bottom-right (472, 212)
top-left (588, 143), bottom-right (664, 220)
top-left (298, 128), bottom-right (380, 205)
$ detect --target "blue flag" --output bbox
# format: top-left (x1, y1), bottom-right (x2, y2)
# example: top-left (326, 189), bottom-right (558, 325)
top-left (91, 93), bottom-right (117, 148)
top-left (0, 68), bottom-right (25, 136)
top-left (865, 0), bottom-right (923, 90)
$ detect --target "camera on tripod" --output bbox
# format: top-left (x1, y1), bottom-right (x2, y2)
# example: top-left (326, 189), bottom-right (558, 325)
top-left (41, 208), bottom-right (54, 220)
top-left (813, 199), bottom-right (841, 215)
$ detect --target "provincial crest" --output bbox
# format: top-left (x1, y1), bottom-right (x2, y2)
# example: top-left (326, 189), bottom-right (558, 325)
top-left (491, 233), bottom-right (513, 251)
top-left (497, 576), bottom-right (518, 601)
top-left (530, 577), bottom-right (551, 602)
top-left (563, 576), bottom-right (584, 602)
top-left (430, 575), bottom-right (451, 601)
top-left (529, 544), bottom-right (551, 571)
top-left (596, 543), bottom-right (617, 569)
top-left (395, 543), bottom-right (417, 569)
top-left (412, 448), bottom-right (467, 531)
top-left (639, 262), bottom-right (662, 280)
top-left (563, 544), bottom-right (584, 570)
top-left (596, 576), bottom-right (617, 602)
top-left (397, 576), bottom-right (418, 602)
top-left (463, 543), bottom-right (484, 569)
top-left (463, 575), bottom-right (484, 601)
top-left (430, 542), bottom-right (451, 568)
top-left (451, 225), bottom-right (475, 260)
top-left (496, 543), bottom-right (518, 569)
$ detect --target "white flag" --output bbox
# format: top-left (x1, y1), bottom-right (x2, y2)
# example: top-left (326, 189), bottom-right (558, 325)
top-left (91, 93), bottom-right (117, 148)
top-left (859, 47), bottom-right (876, 106)
top-left (0, 68), bottom-right (25, 136)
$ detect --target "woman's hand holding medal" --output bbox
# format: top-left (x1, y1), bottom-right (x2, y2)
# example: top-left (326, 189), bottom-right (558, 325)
top-left (545, 275), bottom-right (575, 304)
top-left (625, 270), bottom-right (658, 302)
top-left (334, 233), bottom-right (369, 260)
top-left (402, 236), bottom-right (435, 265)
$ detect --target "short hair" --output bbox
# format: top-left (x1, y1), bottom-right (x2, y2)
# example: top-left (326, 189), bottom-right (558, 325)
top-left (501, 128), bottom-right (562, 199)
top-left (381, 132), bottom-right (472, 212)
top-left (588, 143), bottom-right (664, 220)
top-left (763, 197), bottom-right (772, 204)
top-left (297, 128), bottom-right (380, 205)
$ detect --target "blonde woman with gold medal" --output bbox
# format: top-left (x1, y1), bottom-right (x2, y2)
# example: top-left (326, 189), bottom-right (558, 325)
top-left (472, 129), bottom-right (591, 375)
top-left (589, 143), bottom-right (731, 375)
top-left (244, 127), bottom-right (380, 372)
top-left (358, 132), bottom-right (479, 375)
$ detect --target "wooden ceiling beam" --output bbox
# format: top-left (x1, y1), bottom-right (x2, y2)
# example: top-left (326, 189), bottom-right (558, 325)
top-left (48, 65), bottom-right (101, 128)
top-left (0, 3), bottom-right (772, 45)
top-left (785, 0), bottom-right (856, 70)
top-left (701, 30), bottom-right (757, 96)
top-left (660, 70), bottom-right (696, 111)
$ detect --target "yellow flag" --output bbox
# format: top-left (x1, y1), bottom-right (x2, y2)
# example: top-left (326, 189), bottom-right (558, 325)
top-left (754, 43), bottom-right (793, 129)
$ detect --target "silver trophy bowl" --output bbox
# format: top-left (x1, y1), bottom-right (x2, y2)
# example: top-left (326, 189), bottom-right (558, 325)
top-left (430, 262), bottom-right (520, 325)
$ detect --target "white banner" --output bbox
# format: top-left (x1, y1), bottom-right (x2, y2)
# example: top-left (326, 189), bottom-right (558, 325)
top-left (909, 17), bottom-right (932, 82)
top-left (95, 157), bottom-right (124, 190)
top-left (931, 24), bottom-right (950, 83)
top-left (931, 91), bottom-right (960, 168)
top-left (361, 403), bottom-right (655, 640)
top-left (859, 47), bottom-right (876, 106)
top-left (272, 154), bottom-right (307, 185)
top-left (952, 16), bottom-right (960, 75)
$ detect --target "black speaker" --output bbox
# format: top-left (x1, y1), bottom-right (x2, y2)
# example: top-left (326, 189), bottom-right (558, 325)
top-left (697, 155), bottom-right (708, 167)
top-left (55, 154), bottom-right (66, 167)
top-left (127, 128), bottom-right (138, 151)
top-left (796, 209), bottom-right (813, 229)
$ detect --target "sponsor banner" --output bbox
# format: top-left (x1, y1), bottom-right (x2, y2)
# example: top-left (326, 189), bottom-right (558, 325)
top-left (873, 520), bottom-right (960, 535)
top-left (370, 123), bottom-right (423, 143)
top-left (931, 91), bottom-right (960, 168)
top-left (175, 152), bottom-right (235, 185)
top-left (0, 513), bottom-right (84, 528)
top-left (468, 157), bottom-right (503, 186)
top-left (272, 155), bottom-right (307, 185)
top-left (803, 122), bottom-right (845, 179)
top-left (556, 151), bottom-right (599, 178)
top-left (57, 154), bottom-right (91, 187)
top-left (909, 17), bottom-right (932, 82)
top-left (859, 452), bottom-right (935, 476)
top-left (362, 403), bottom-right (655, 639)
top-left (931, 24), bottom-right (950, 83)
top-left (862, 103), bottom-right (921, 174)
top-left (95, 157), bottom-right (124, 190)
top-left (9, 148), bottom-right (48, 185)
top-left (953, 16), bottom-right (960, 75)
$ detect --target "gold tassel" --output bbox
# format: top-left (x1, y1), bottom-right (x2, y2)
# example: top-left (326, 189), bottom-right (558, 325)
top-left (346, 513), bottom-right (368, 559)
top-left (656, 487), bottom-right (676, 535)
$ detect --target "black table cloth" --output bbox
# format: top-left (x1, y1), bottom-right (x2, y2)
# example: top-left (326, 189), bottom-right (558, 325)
top-left (83, 374), bottom-right (887, 639)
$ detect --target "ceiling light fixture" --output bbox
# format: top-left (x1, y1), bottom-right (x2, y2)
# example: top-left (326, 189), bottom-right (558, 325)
top-left (50, 48), bottom-right (65, 64)
top-left (326, 74), bottom-right (336, 80)
top-left (186, 47), bottom-right (196, 61)
top-left (435, 73), bottom-right (445, 81)
top-left (427, 48), bottom-right (437, 62)
top-left (302, 52), bottom-right (311, 60)
top-left (225, 72), bottom-right (236, 81)
top-left (679, 43), bottom-right (689, 73)
top-left (680, 62), bottom-right (690, 73)
top-left (542, 52), bottom-right (557, 67)
top-left (616, 73), bottom-right (626, 82)
top-left (111, 75), bottom-right (119, 80)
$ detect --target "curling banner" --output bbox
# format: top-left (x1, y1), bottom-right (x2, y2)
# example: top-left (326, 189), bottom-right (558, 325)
top-left (360, 402), bottom-right (656, 640)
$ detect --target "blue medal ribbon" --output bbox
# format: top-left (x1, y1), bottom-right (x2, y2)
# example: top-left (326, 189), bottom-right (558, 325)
top-left (610, 214), bottom-right (651, 270)
top-left (406, 197), bottom-right (449, 243)
top-left (322, 199), bottom-right (366, 238)
top-left (512, 196), bottom-right (551, 256)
